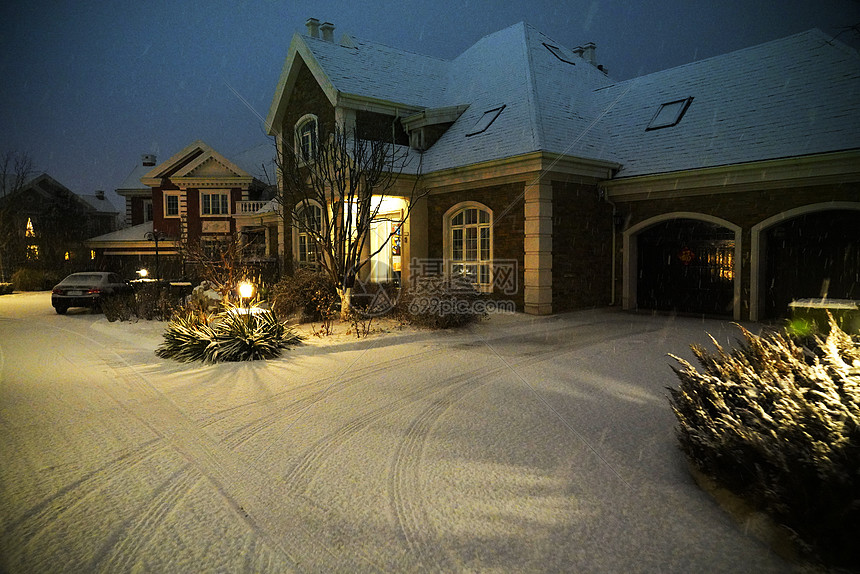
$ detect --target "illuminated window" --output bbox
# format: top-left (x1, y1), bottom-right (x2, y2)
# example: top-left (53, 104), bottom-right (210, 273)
top-left (64, 251), bottom-right (71, 261)
top-left (294, 203), bottom-right (322, 267)
top-left (448, 203), bottom-right (492, 289)
top-left (466, 106), bottom-right (505, 137)
top-left (25, 217), bottom-right (35, 237)
top-left (201, 191), bottom-right (229, 215)
top-left (26, 245), bottom-right (39, 260)
top-left (90, 250), bottom-right (96, 260)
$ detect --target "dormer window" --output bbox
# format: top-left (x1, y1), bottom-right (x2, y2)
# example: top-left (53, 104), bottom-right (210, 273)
top-left (295, 115), bottom-right (319, 162)
top-left (647, 97), bottom-right (694, 130)
top-left (466, 105), bottom-right (505, 137)
top-left (543, 43), bottom-right (576, 65)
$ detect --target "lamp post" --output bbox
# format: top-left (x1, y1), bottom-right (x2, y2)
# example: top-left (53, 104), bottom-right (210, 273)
top-left (238, 281), bottom-right (254, 321)
top-left (144, 230), bottom-right (168, 280)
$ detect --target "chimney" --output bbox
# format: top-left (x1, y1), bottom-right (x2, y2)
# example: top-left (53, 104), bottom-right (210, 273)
top-left (141, 153), bottom-right (156, 166)
top-left (305, 17), bottom-right (320, 38)
top-left (95, 190), bottom-right (105, 200)
top-left (580, 42), bottom-right (597, 65)
top-left (320, 21), bottom-right (335, 42)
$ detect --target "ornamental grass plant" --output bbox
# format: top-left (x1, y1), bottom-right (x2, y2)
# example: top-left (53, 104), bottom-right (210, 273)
top-left (668, 316), bottom-right (860, 570)
top-left (156, 304), bottom-right (302, 363)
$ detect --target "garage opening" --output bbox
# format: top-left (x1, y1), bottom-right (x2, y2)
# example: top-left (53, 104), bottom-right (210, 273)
top-left (764, 210), bottom-right (860, 319)
top-left (637, 219), bottom-right (735, 316)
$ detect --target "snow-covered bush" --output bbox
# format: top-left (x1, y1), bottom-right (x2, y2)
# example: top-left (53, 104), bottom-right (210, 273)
top-left (270, 269), bottom-right (339, 324)
top-left (0, 282), bottom-right (13, 295)
top-left (156, 305), bottom-right (301, 363)
top-left (398, 273), bottom-right (486, 329)
top-left (668, 317), bottom-right (860, 568)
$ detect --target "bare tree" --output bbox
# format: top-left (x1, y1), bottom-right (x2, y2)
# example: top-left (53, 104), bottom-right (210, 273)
top-left (0, 152), bottom-right (37, 281)
top-left (275, 124), bottom-right (426, 318)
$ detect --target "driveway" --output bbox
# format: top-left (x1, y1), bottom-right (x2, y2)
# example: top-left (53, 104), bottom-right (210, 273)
top-left (0, 292), bottom-right (794, 572)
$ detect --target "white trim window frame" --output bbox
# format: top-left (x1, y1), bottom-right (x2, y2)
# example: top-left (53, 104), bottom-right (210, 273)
top-left (295, 114), bottom-right (319, 164)
top-left (164, 192), bottom-right (180, 218)
top-left (293, 201), bottom-right (323, 268)
top-left (445, 202), bottom-right (493, 291)
top-left (201, 190), bottom-right (230, 216)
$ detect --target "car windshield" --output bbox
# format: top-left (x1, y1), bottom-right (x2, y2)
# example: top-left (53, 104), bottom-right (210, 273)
top-left (60, 274), bottom-right (104, 285)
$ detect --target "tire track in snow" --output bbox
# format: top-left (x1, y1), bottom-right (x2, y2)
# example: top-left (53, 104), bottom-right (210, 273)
top-left (214, 345), bottom-right (444, 451)
top-left (90, 463), bottom-right (199, 573)
top-left (4, 438), bottom-right (165, 556)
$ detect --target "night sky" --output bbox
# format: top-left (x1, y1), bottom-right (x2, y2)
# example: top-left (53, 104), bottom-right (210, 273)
top-left (2, 0), bottom-right (858, 211)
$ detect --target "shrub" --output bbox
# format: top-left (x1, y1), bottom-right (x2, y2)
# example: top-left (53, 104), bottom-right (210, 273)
top-left (397, 273), bottom-right (486, 329)
top-left (102, 282), bottom-right (182, 322)
top-left (270, 269), bottom-right (340, 323)
top-left (0, 283), bottom-right (13, 295)
top-left (102, 292), bottom-right (137, 322)
top-left (156, 305), bottom-right (302, 363)
top-left (668, 317), bottom-right (860, 568)
top-left (11, 268), bottom-right (47, 291)
top-left (133, 282), bottom-right (180, 320)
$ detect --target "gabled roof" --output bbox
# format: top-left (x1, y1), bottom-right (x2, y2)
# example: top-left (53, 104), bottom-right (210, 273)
top-left (140, 140), bottom-right (255, 186)
top-left (269, 22), bottom-right (860, 178)
top-left (1, 173), bottom-right (117, 215)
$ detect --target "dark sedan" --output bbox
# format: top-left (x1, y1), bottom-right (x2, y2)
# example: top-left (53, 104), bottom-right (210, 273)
top-left (51, 272), bottom-right (133, 314)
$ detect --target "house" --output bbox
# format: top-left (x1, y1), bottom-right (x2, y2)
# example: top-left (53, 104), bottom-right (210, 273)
top-left (88, 141), bottom-right (277, 279)
top-left (0, 173), bottom-right (118, 280)
top-left (265, 18), bottom-right (860, 320)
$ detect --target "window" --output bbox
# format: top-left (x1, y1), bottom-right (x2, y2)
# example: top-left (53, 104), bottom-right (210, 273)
top-left (26, 245), bottom-right (39, 260)
top-left (25, 217), bottom-right (35, 237)
top-left (164, 193), bottom-right (180, 217)
top-left (466, 106), bottom-right (505, 137)
top-left (295, 203), bottom-right (322, 267)
top-left (201, 191), bottom-right (230, 216)
top-left (448, 204), bottom-right (492, 289)
top-left (647, 97), bottom-right (694, 130)
top-left (144, 199), bottom-right (153, 222)
top-left (201, 237), bottom-right (227, 260)
top-left (295, 115), bottom-right (319, 162)
top-left (543, 43), bottom-right (576, 65)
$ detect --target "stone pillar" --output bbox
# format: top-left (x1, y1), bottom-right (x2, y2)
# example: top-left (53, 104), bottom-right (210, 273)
top-left (523, 178), bottom-right (553, 314)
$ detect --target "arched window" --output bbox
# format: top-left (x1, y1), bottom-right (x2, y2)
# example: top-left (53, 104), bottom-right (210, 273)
top-left (294, 202), bottom-right (322, 267)
top-left (295, 115), bottom-right (318, 162)
top-left (447, 203), bottom-right (492, 289)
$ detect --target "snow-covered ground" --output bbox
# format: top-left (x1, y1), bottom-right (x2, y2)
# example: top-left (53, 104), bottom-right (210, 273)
top-left (0, 292), bottom-right (795, 573)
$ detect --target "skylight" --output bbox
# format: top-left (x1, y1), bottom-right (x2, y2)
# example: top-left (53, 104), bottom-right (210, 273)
top-left (543, 43), bottom-right (576, 65)
top-left (466, 105), bottom-right (506, 136)
top-left (647, 97), bottom-right (693, 130)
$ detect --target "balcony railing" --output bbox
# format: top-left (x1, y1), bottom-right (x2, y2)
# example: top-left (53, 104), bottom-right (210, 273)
top-left (236, 200), bottom-right (273, 215)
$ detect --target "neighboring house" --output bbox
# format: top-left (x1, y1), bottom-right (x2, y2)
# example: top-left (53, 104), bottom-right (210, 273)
top-left (265, 18), bottom-right (860, 319)
top-left (89, 141), bottom-right (276, 279)
top-left (0, 173), bottom-right (118, 280)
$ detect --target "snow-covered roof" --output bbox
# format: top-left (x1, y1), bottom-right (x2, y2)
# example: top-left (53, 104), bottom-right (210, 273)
top-left (117, 162), bottom-right (152, 192)
top-left (589, 28), bottom-right (860, 178)
top-left (270, 22), bottom-right (860, 178)
top-left (302, 33), bottom-right (450, 109)
top-left (88, 221), bottom-right (153, 243)
top-left (78, 193), bottom-right (119, 214)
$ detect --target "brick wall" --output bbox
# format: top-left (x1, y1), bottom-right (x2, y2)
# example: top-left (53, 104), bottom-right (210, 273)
top-left (552, 181), bottom-right (613, 311)
top-left (427, 182), bottom-right (525, 309)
